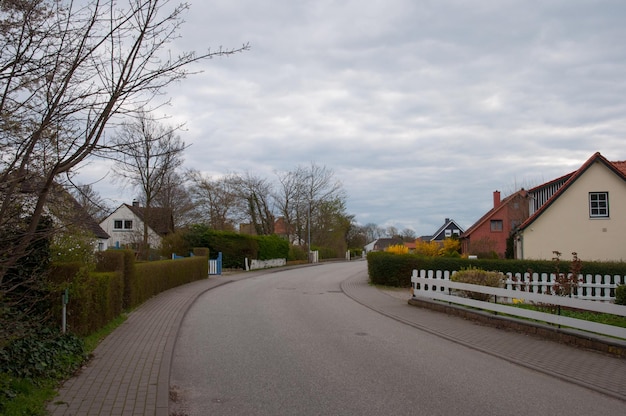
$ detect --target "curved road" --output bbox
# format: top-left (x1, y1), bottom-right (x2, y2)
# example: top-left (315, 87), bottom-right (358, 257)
top-left (170, 261), bottom-right (625, 415)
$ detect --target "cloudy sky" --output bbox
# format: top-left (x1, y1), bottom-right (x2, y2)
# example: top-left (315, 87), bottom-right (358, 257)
top-left (82, 0), bottom-right (626, 236)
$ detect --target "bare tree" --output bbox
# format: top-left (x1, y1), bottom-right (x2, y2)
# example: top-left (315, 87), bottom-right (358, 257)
top-left (187, 171), bottom-right (240, 231)
top-left (231, 172), bottom-right (275, 235)
top-left (153, 171), bottom-right (196, 228)
top-left (274, 166), bottom-right (307, 244)
top-left (0, 0), bottom-right (247, 297)
top-left (275, 163), bottom-right (347, 254)
top-left (346, 221), bottom-right (367, 250)
top-left (401, 228), bottom-right (416, 241)
top-left (362, 223), bottom-right (384, 242)
top-left (111, 111), bottom-right (186, 258)
top-left (70, 183), bottom-right (111, 222)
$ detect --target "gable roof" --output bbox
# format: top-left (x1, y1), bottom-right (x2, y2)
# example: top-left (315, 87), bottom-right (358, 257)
top-left (518, 152), bottom-right (626, 232)
top-left (13, 179), bottom-right (110, 240)
top-left (461, 189), bottom-right (528, 238)
top-left (429, 218), bottom-right (464, 241)
top-left (63, 195), bottom-right (111, 240)
top-left (364, 238), bottom-right (403, 251)
top-left (124, 203), bottom-right (174, 236)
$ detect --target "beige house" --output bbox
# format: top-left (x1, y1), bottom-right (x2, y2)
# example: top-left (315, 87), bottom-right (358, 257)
top-left (515, 152), bottom-right (626, 261)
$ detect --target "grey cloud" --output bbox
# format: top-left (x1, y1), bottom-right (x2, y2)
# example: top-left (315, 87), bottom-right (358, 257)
top-left (81, 0), bottom-right (626, 235)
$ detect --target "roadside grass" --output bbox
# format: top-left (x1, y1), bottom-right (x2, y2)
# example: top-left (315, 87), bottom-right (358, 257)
top-left (0, 313), bottom-right (127, 416)
top-left (0, 376), bottom-right (57, 416)
top-left (509, 302), bottom-right (626, 328)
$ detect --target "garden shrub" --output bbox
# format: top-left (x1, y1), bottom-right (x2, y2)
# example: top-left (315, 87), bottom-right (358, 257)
top-left (183, 225), bottom-right (258, 268)
top-left (367, 252), bottom-right (419, 287)
top-left (58, 269), bottom-right (123, 336)
top-left (314, 245), bottom-right (339, 260)
top-left (0, 327), bottom-right (84, 380)
top-left (256, 234), bottom-right (289, 260)
top-left (131, 256), bottom-right (208, 307)
top-left (385, 244), bottom-right (409, 255)
top-left (616, 285), bottom-right (626, 305)
top-left (288, 245), bottom-right (308, 261)
top-left (450, 268), bottom-right (505, 301)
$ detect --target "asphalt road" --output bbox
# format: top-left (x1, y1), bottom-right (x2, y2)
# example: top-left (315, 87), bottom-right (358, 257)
top-left (170, 261), bottom-right (625, 416)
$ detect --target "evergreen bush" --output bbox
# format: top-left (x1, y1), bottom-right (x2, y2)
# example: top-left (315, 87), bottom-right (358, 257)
top-left (450, 268), bottom-right (505, 301)
top-left (616, 285), bottom-right (626, 305)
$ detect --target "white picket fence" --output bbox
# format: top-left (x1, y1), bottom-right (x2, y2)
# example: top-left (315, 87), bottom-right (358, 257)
top-left (505, 271), bottom-right (624, 300)
top-left (411, 269), bottom-right (626, 339)
top-left (412, 269), bottom-right (624, 301)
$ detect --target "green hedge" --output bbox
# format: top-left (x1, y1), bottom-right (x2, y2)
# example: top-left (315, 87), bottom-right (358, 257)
top-left (616, 285), bottom-right (626, 305)
top-left (132, 256), bottom-right (208, 307)
top-left (96, 250), bottom-right (136, 309)
top-left (50, 264), bottom-right (124, 336)
top-left (367, 252), bottom-right (420, 287)
top-left (256, 234), bottom-right (290, 260)
top-left (48, 250), bottom-right (209, 335)
top-left (367, 252), bottom-right (626, 288)
top-left (183, 225), bottom-right (289, 268)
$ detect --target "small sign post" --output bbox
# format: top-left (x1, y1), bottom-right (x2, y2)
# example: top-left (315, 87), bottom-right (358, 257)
top-left (62, 288), bottom-right (69, 334)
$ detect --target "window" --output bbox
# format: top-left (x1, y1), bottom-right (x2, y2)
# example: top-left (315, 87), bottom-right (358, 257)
top-left (114, 219), bottom-right (133, 230)
top-left (589, 192), bottom-right (609, 218)
top-left (445, 229), bottom-right (452, 238)
top-left (490, 220), bottom-right (503, 232)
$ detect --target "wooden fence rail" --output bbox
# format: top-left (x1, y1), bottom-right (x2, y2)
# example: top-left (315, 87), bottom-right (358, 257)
top-left (411, 269), bottom-right (626, 339)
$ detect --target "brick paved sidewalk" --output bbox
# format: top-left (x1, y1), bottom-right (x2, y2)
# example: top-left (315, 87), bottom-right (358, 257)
top-left (47, 276), bottom-right (237, 416)
top-left (341, 273), bottom-right (626, 402)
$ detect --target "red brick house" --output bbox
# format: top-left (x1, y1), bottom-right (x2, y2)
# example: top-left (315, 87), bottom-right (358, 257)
top-left (460, 190), bottom-right (529, 258)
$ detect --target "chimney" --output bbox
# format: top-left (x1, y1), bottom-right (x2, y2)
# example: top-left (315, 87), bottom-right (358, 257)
top-left (132, 199), bottom-right (139, 207)
top-left (493, 191), bottom-right (501, 208)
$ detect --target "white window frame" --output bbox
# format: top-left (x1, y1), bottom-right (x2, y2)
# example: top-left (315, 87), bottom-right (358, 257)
top-left (589, 192), bottom-right (609, 218)
top-left (114, 219), bottom-right (134, 230)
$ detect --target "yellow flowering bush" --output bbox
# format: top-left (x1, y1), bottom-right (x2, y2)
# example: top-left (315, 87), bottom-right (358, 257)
top-left (414, 240), bottom-right (440, 256)
top-left (385, 244), bottom-right (409, 255)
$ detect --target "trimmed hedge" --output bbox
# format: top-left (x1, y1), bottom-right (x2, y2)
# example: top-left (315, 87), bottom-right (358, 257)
top-left (367, 252), bottom-right (626, 288)
top-left (48, 250), bottom-right (209, 335)
top-left (183, 225), bottom-right (289, 268)
top-left (96, 250), bottom-right (136, 309)
top-left (132, 256), bottom-right (208, 307)
top-left (49, 263), bottom-right (124, 336)
top-left (256, 234), bottom-right (290, 260)
top-left (68, 271), bottom-right (124, 336)
top-left (367, 252), bottom-right (419, 287)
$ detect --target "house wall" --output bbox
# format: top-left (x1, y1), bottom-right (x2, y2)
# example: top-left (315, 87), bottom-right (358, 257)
top-left (520, 162), bottom-right (626, 261)
top-left (466, 221), bottom-right (505, 257)
top-left (100, 205), bottom-right (162, 249)
top-left (467, 194), bottom-right (528, 258)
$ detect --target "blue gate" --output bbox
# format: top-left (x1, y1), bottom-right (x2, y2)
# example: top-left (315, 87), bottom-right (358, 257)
top-left (209, 252), bottom-right (222, 275)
